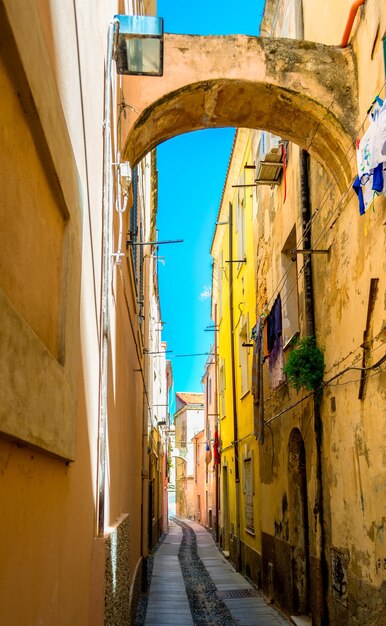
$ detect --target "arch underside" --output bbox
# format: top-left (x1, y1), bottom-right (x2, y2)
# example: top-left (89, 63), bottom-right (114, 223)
top-left (123, 79), bottom-right (356, 194)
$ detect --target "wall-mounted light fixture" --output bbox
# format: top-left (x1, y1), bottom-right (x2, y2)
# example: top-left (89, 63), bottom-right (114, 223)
top-left (114, 15), bottom-right (164, 76)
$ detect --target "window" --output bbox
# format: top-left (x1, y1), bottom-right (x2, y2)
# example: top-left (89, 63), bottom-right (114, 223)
top-left (273, 0), bottom-right (304, 39)
top-left (139, 222), bottom-right (144, 323)
top-left (236, 174), bottom-right (246, 261)
top-left (217, 250), bottom-right (223, 320)
top-left (180, 420), bottom-right (187, 449)
top-left (219, 357), bottom-right (226, 418)
top-left (243, 457), bottom-right (254, 533)
top-left (255, 131), bottom-right (283, 185)
top-left (281, 226), bottom-right (299, 347)
top-left (129, 166), bottom-right (138, 268)
top-left (239, 316), bottom-right (250, 396)
top-left (206, 413), bottom-right (211, 440)
top-left (128, 165), bottom-right (145, 326)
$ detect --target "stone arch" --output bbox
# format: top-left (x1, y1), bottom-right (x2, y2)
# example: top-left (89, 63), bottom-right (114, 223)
top-left (121, 34), bottom-right (358, 192)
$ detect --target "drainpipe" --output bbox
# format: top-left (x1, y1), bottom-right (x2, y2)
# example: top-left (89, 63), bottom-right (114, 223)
top-left (300, 150), bottom-right (328, 625)
top-left (300, 151), bottom-right (315, 338)
top-left (97, 19), bottom-right (119, 538)
top-left (340, 0), bottom-right (365, 48)
top-left (228, 201), bottom-right (241, 570)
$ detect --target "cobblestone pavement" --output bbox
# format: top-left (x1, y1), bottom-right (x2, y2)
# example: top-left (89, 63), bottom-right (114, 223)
top-left (176, 518), bottom-right (236, 625)
top-left (135, 517), bottom-right (291, 626)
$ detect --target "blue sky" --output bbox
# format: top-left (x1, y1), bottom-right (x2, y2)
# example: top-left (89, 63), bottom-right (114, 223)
top-left (156, 1), bottom-right (265, 398)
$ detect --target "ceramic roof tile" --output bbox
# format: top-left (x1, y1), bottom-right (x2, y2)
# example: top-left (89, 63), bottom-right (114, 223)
top-left (176, 392), bottom-right (204, 406)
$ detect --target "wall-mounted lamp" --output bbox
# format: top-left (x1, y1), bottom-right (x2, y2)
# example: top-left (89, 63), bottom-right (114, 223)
top-left (114, 15), bottom-right (164, 76)
top-left (119, 161), bottom-right (132, 192)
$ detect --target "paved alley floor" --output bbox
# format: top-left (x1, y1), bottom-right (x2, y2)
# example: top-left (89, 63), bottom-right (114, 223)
top-left (140, 517), bottom-right (291, 626)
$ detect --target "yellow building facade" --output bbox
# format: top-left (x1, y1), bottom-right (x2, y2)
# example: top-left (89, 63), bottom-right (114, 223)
top-left (212, 129), bottom-right (263, 572)
top-left (212, 2), bottom-right (386, 625)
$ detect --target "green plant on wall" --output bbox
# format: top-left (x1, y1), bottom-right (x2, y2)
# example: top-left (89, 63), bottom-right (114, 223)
top-left (283, 336), bottom-right (325, 392)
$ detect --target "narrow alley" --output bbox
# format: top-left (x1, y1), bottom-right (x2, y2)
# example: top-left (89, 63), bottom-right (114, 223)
top-left (1, 1), bottom-right (386, 625)
top-left (136, 519), bottom-right (291, 626)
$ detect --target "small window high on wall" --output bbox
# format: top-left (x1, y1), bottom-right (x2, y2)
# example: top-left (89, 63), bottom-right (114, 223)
top-left (281, 226), bottom-right (300, 348)
top-left (219, 357), bottom-right (226, 418)
top-left (243, 456), bottom-right (254, 533)
top-left (239, 317), bottom-right (250, 397)
top-left (236, 174), bottom-right (246, 261)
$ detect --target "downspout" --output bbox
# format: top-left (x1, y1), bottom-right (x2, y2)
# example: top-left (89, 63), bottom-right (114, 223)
top-left (97, 19), bottom-right (119, 538)
top-left (228, 201), bottom-right (241, 570)
top-left (300, 150), bottom-right (328, 625)
top-left (340, 0), bottom-right (366, 48)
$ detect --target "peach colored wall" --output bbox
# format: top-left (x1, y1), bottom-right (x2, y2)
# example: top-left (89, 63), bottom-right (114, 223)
top-left (0, 52), bottom-right (65, 358)
top-left (202, 355), bottom-right (218, 530)
top-left (0, 1), bottom-right (154, 624)
top-left (193, 431), bottom-right (206, 522)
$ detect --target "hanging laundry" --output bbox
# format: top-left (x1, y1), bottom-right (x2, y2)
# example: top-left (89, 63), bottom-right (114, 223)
top-left (251, 318), bottom-right (265, 444)
top-left (354, 97), bottom-right (386, 215)
top-left (373, 101), bottom-right (386, 165)
top-left (268, 296), bottom-right (282, 352)
top-left (263, 318), bottom-right (270, 358)
top-left (205, 441), bottom-right (212, 465)
top-left (353, 162), bottom-right (384, 215)
top-left (213, 431), bottom-right (220, 466)
top-left (356, 117), bottom-right (377, 179)
top-left (353, 160), bottom-right (386, 214)
top-left (267, 295), bottom-right (286, 389)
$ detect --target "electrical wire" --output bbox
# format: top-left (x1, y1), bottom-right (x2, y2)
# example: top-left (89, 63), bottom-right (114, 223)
top-left (264, 350), bottom-right (386, 426)
top-left (214, 346), bottom-right (385, 453)
top-left (261, 337), bottom-right (384, 407)
top-left (271, 178), bottom-right (354, 316)
top-left (326, 363), bottom-right (386, 387)
top-left (261, 80), bottom-right (386, 315)
top-left (323, 330), bottom-right (385, 377)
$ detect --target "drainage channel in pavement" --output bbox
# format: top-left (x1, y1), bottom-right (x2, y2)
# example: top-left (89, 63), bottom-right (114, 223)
top-left (136, 518), bottom-right (292, 626)
top-left (175, 518), bottom-right (237, 626)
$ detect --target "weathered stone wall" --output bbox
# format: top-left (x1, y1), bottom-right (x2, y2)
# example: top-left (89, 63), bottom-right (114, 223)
top-left (240, 540), bottom-right (263, 589)
top-left (105, 515), bottom-right (131, 626)
top-left (122, 34), bottom-right (357, 192)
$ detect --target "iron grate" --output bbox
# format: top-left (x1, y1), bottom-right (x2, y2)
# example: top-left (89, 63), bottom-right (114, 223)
top-left (217, 589), bottom-right (258, 599)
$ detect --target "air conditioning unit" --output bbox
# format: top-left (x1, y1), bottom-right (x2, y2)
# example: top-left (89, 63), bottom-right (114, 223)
top-left (255, 132), bottom-right (283, 185)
